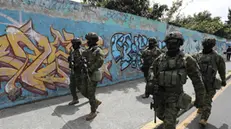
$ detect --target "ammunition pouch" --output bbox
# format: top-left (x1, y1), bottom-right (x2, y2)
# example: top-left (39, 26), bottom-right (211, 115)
top-left (158, 69), bottom-right (187, 87)
top-left (177, 93), bottom-right (192, 109)
top-left (90, 69), bottom-right (102, 82)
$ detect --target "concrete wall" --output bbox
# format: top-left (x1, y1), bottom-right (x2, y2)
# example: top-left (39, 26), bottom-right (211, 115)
top-left (0, 0), bottom-right (228, 109)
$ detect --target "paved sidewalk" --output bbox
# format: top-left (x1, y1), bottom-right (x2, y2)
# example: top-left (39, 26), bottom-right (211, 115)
top-left (0, 62), bottom-right (231, 129)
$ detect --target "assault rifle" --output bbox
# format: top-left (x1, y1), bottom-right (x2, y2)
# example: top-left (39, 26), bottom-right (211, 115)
top-left (150, 84), bottom-right (159, 123)
top-left (79, 50), bottom-right (91, 83)
top-left (69, 48), bottom-right (75, 75)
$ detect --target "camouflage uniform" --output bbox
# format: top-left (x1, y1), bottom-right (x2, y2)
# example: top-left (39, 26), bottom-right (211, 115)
top-left (148, 31), bottom-right (206, 129)
top-left (141, 37), bottom-right (162, 98)
top-left (68, 38), bottom-right (85, 105)
top-left (82, 32), bottom-right (104, 121)
top-left (192, 38), bottom-right (226, 126)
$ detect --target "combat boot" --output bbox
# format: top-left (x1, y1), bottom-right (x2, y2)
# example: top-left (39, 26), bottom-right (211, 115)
top-left (86, 112), bottom-right (97, 121)
top-left (68, 99), bottom-right (79, 105)
top-left (197, 108), bottom-right (202, 114)
top-left (199, 119), bottom-right (207, 126)
top-left (96, 99), bottom-right (102, 110)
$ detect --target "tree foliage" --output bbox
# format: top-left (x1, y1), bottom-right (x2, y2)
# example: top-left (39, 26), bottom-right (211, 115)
top-left (172, 10), bottom-right (231, 39)
top-left (104, 0), bottom-right (150, 18)
top-left (82, 0), bottom-right (173, 21)
top-left (226, 8), bottom-right (231, 25)
top-left (148, 3), bottom-right (169, 20)
top-left (164, 0), bottom-right (183, 22)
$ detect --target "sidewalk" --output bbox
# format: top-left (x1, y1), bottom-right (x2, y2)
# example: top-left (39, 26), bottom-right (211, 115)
top-left (0, 62), bottom-right (231, 129)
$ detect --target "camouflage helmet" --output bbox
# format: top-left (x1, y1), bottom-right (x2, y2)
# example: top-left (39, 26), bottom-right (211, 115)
top-left (202, 37), bottom-right (216, 47)
top-left (148, 37), bottom-right (157, 44)
top-left (85, 32), bottom-right (99, 42)
top-left (71, 38), bottom-right (81, 45)
top-left (164, 31), bottom-right (184, 45)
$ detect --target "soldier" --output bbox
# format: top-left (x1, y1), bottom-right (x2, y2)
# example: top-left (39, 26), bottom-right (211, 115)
top-left (81, 32), bottom-right (104, 121)
top-left (192, 38), bottom-right (226, 126)
top-left (140, 37), bottom-right (162, 98)
top-left (147, 31), bottom-right (206, 129)
top-left (68, 38), bottom-right (85, 105)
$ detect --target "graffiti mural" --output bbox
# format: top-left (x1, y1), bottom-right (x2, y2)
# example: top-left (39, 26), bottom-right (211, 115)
top-left (0, 12), bottom-right (112, 103)
top-left (111, 33), bottom-right (148, 71)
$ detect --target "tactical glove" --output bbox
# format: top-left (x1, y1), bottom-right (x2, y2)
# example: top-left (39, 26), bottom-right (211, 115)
top-left (146, 82), bottom-right (154, 93)
top-left (147, 82), bottom-right (158, 94)
top-left (221, 80), bottom-right (227, 86)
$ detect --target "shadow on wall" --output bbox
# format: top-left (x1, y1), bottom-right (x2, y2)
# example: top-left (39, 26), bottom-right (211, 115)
top-left (0, 78), bottom-right (144, 119)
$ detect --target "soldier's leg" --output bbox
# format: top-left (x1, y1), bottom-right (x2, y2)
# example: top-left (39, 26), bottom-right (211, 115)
top-left (68, 74), bottom-right (79, 105)
top-left (142, 70), bottom-right (150, 98)
top-left (163, 103), bottom-right (180, 129)
top-left (79, 78), bottom-right (88, 98)
top-left (200, 90), bottom-right (216, 123)
top-left (86, 81), bottom-right (101, 121)
top-left (156, 102), bottom-right (165, 121)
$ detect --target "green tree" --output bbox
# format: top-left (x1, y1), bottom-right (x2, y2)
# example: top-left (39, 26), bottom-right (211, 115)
top-left (172, 11), bottom-right (224, 34)
top-left (226, 8), bottom-right (231, 25)
top-left (104, 0), bottom-right (150, 17)
top-left (148, 3), bottom-right (169, 20)
top-left (164, 0), bottom-right (183, 22)
top-left (82, 0), bottom-right (169, 20)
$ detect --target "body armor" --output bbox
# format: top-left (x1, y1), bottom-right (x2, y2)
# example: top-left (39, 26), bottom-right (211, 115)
top-left (84, 46), bottom-right (104, 81)
top-left (156, 52), bottom-right (187, 92)
top-left (194, 51), bottom-right (219, 89)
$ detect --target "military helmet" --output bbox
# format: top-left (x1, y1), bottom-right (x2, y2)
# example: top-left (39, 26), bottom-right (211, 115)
top-left (202, 37), bottom-right (216, 47)
top-left (164, 31), bottom-right (184, 45)
top-left (85, 32), bottom-right (99, 42)
top-left (71, 38), bottom-right (81, 44)
top-left (148, 37), bottom-right (157, 44)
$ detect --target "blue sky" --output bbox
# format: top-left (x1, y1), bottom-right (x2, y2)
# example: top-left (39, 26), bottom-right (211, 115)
top-left (71, 0), bottom-right (231, 22)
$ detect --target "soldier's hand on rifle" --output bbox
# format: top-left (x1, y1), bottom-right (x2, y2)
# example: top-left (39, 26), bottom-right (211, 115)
top-left (221, 80), bottom-right (227, 86)
top-left (147, 82), bottom-right (158, 93)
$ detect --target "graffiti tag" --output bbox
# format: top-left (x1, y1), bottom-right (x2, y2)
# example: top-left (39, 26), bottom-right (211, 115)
top-left (111, 33), bottom-right (148, 71)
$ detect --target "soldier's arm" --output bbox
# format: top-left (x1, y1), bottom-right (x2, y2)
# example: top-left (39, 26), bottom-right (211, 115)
top-left (157, 48), bottom-right (162, 56)
top-left (185, 56), bottom-right (205, 102)
top-left (216, 54), bottom-right (226, 81)
top-left (191, 53), bottom-right (197, 60)
top-left (148, 58), bottom-right (159, 83)
top-left (89, 48), bottom-right (104, 72)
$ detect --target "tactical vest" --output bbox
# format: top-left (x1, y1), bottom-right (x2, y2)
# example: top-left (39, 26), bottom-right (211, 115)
top-left (86, 46), bottom-right (103, 81)
top-left (196, 51), bottom-right (217, 83)
top-left (142, 47), bottom-right (160, 67)
top-left (157, 52), bottom-right (187, 92)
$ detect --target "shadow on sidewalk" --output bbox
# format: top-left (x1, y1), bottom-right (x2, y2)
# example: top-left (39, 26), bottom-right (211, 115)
top-left (61, 114), bottom-right (93, 129)
top-left (184, 115), bottom-right (229, 129)
top-left (0, 78), bottom-right (144, 119)
top-left (135, 94), bottom-right (152, 104)
top-left (51, 101), bottom-right (89, 117)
